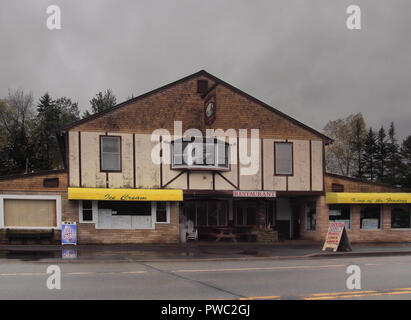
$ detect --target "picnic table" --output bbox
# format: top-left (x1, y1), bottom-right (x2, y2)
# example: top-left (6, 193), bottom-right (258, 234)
top-left (212, 227), bottom-right (237, 242)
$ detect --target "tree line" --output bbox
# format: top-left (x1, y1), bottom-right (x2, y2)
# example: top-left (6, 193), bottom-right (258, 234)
top-left (1, 92), bottom-right (410, 189)
top-left (0, 89), bottom-right (117, 176)
top-left (324, 113), bottom-right (411, 188)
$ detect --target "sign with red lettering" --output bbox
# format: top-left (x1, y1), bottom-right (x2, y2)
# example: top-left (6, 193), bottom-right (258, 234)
top-left (322, 222), bottom-right (351, 252)
top-left (233, 191), bottom-right (277, 198)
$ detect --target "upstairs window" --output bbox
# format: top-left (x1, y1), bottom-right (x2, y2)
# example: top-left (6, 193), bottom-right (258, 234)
top-left (172, 138), bottom-right (229, 170)
top-left (274, 142), bottom-right (293, 175)
top-left (100, 136), bottom-right (121, 172)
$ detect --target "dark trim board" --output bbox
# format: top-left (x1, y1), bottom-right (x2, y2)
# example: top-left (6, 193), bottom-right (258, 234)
top-left (78, 131), bottom-right (82, 187)
top-left (162, 170), bottom-right (186, 189)
top-left (133, 133), bottom-right (136, 189)
top-left (216, 171), bottom-right (238, 190)
top-left (276, 191), bottom-right (325, 197)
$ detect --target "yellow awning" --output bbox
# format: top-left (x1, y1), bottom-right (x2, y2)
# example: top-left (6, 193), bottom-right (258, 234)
top-left (68, 188), bottom-right (183, 201)
top-left (326, 192), bottom-right (411, 204)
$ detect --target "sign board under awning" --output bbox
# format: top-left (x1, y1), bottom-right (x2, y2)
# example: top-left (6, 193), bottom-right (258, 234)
top-left (326, 192), bottom-right (411, 204)
top-left (68, 188), bottom-right (183, 201)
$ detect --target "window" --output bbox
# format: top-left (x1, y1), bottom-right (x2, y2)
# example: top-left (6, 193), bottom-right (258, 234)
top-left (360, 205), bottom-right (381, 230)
top-left (197, 80), bottom-right (208, 94)
top-left (82, 200), bottom-right (93, 221)
top-left (306, 202), bottom-right (316, 231)
top-left (329, 204), bottom-right (351, 229)
top-left (246, 208), bottom-right (256, 225)
top-left (155, 202), bottom-right (170, 223)
top-left (391, 205), bottom-right (411, 229)
top-left (275, 142), bottom-right (293, 175)
top-left (235, 202), bottom-right (257, 226)
top-left (172, 138), bottom-right (229, 170)
top-left (184, 201), bottom-right (227, 227)
top-left (0, 195), bottom-right (62, 229)
top-left (98, 201), bottom-right (151, 215)
top-left (266, 201), bottom-right (275, 227)
top-left (100, 136), bottom-right (121, 171)
top-left (79, 200), bottom-right (96, 223)
top-left (4, 199), bottom-right (56, 227)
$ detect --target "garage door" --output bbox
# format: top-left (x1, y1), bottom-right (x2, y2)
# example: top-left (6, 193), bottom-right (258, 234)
top-left (4, 199), bottom-right (57, 227)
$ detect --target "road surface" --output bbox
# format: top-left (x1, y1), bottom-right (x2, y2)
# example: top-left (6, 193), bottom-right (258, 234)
top-left (1, 254), bottom-right (411, 299)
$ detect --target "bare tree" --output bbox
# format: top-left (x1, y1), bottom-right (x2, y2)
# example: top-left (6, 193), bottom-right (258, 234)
top-left (323, 113), bottom-right (366, 177)
top-left (0, 89), bottom-right (35, 174)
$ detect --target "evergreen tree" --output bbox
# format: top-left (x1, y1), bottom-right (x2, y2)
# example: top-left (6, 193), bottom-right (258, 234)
top-left (386, 122), bottom-right (402, 186)
top-left (33, 94), bottom-right (81, 170)
top-left (375, 127), bottom-right (388, 183)
top-left (401, 136), bottom-right (411, 188)
top-left (362, 128), bottom-right (378, 182)
top-left (351, 115), bottom-right (367, 179)
top-left (33, 93), bottom-right (60, 170)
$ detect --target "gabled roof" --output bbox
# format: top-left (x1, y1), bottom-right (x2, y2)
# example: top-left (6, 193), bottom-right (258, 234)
top-left (62, 70), bottom-right (332, 143)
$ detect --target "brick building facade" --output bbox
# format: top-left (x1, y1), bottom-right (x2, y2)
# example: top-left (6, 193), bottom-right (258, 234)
top-left (0, 70), bottom-right (409, 244)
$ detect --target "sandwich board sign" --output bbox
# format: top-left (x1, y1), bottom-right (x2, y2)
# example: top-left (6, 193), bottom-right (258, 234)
top-left (61, 222), bottom-right (77, 245)
top-left (322, 222), bottom-right (352, 252)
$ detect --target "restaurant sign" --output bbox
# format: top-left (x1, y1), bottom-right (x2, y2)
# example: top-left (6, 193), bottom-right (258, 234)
top-left (233, 190), bottom-right (276, 198)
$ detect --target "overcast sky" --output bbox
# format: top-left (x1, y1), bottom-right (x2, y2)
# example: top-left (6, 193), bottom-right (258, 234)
top-left (1, 0), bottom-right (410, 140)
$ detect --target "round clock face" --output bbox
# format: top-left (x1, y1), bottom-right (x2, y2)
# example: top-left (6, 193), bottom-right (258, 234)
top-left (206, 102), bottom-right (214, 117)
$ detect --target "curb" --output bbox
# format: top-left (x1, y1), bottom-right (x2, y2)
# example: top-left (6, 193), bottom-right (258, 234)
top-left (308, 250), bottom-right (411, 258)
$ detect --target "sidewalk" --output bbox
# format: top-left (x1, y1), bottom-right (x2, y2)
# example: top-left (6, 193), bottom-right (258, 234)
top-left (2, 241), bottom-right (411, 262)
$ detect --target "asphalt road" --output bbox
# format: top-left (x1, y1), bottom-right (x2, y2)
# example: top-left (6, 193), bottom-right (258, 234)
top-left (1, 255), bottom-right (411, 299)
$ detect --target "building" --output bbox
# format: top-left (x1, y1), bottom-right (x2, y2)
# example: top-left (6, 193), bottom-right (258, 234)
top-left (0, 70), bottom-right (410, 244)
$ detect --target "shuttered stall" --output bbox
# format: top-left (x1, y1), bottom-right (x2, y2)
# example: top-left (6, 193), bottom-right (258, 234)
top-left (3, 199), bottom-right (57, 227)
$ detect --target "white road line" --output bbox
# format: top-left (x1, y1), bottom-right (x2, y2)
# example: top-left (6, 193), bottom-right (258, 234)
top-left (66, 272), bottom-right (92, 275)
top-left (0, 271), bottom-right (147, 276)
top-left (173, 264), bottom-right (346, 273)
top-left (0, 273), bottom-right (44, 276)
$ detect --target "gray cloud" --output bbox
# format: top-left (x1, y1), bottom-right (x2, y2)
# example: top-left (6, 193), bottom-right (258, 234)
top-left (0, 0), bottom-right (410, 140)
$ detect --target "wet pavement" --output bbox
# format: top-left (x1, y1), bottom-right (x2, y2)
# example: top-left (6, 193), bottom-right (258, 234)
top-left (2, 241), bottom-right (411, 262)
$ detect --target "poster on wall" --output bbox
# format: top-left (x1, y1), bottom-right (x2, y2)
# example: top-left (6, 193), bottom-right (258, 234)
top-left (61, 222), bottom-right (77, 245)
top-left (322, 221), bottom-right (352, 252)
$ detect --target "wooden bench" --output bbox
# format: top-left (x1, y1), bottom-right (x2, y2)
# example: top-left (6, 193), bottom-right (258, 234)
top-left (5, 229), bottom-right (55, 244)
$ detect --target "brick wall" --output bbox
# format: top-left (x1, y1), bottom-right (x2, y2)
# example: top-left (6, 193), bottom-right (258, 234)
top-left (325, 173), bottom-right (402, 193)
top-left (70, 74), bottom-right (326, 142)
top-left (299, 196), bottom-right (411, 243)
top-left (0, 171), bottom-right (180, 244)
top-left (74, 202), bottom-right (180, 244)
